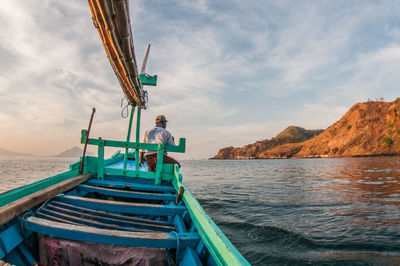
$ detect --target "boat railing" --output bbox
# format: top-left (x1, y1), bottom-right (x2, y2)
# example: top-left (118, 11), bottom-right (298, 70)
top-left (80, 129), bottom-right (186, 185)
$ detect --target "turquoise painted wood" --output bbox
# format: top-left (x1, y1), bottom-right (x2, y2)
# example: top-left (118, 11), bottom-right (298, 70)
top-left (139, 73), bottom-right (158, 86)
top-left (171, 165), bottom-right (250, 266)
top-left (86, 179), bottom-right (175, 193)
top-left (24, 217), bottom-right (200, 249)
top-left (76, 185), bottom-right (177, 201)
top-left (0, 170), bottom-right (78, 208)
top-left (124, 106), bottom-right (135, 171)
top-left (48, 201), bottom-right (174, 227)
top-left (80, 129), bottom-right (186, 153)
top-left (181, 247), bottom-right (202, 266)
top-left (54, 195), bottom-right (187, 216)
top-left (0, 1), bottom-right (251, 263)
top-left (155, 144), bottom-right (165, 185)
top-left (1, 131), bottom-right (249, 265)
top-left (0, 156), bottom-right (250, 265)
top-left (135, 107), bottom-right (141, 174)
top-left (18, 245), bottom-right (35, 265)
top-left (0, 224), bottom-right (23, 259)
top-left (97, 137), bottom-right (104, 180)
top-left (80, 129), bottom-right (185, 184)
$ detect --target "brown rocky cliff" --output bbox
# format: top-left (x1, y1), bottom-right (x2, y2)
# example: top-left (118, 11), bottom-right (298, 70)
top-left (211, 126), bottom-right (323, 159)
top-left (260, 99), bottom-right (400, 158)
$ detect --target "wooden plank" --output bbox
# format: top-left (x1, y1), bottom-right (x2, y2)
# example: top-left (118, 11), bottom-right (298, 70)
top-left (155, 144), bottom-right (165, 185)
top-left (54, 195), bottom-right (186, 216)
top-left (50, 201), bottom-right (173, 226)
top-left (0, 224), bottom-right (23, 259)
top-left (180, 247), bottom-right (202, 266)
top-left (17, 245), bottom-right (35, 266)
top-left (36, 212), bottom-right (81, 226)
top-left (0, 170), bottom-right (78, 208)
top-left (24, 217), bottom-right (200, 248)
top-left (3, 249), bottom-right (24, 266)
top-left (86, 179), bottom-right (175, 193)
top-left (173, 215), bottom-right (188, 233)
top-left (45, 204), bottom-right (174, 232)
top-left (0, 174), bottom-right (92, 225)
top-left (37, 208), bottom-right (150, 232)
top-left (196, 241), bottom-right (209, 261)
top-left (103, 168), bottom-right (159, 180)
top-left (97, 138), bottom-right (104, 180)
top-left (77, 184), bottom-right (176, 201)
top-left (82, 137), bottom-right (186, 153)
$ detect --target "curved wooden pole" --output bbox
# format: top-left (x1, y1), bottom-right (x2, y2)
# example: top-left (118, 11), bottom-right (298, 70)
top-left (79, 108), bottom-right (96, 175)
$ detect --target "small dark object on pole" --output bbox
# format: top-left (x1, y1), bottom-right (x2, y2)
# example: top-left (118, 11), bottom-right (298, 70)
top-left (175, 186), bottom-right (185, 205)
top-left (79, 108), bottom-right (96, 175)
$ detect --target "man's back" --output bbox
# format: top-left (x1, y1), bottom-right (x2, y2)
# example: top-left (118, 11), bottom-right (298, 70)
top-left (139, 115), bottom-right (181, 171)
top-left (143, 126), bottom-right (175, 155)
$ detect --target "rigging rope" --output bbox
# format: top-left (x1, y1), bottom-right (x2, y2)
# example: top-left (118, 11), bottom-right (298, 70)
top-left (121, 96), bottom-right (130, 118)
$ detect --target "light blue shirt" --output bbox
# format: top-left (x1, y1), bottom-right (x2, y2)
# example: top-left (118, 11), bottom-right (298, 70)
top-left (142, 126), bottom-right (175, 155)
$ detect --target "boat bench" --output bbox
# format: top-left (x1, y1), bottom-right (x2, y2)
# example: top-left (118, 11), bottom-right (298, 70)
top-left (79, 129), bottom-right (186, 185)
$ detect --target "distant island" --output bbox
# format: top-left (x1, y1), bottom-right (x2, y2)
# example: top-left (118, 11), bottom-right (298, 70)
top-left (0, 148), bottom-right (33, 157)
top-left (52, 146), bottom-right (93, 158)
top-left (0, 146), bottom-right (92, 158)
top-left (212, 98), bottom-right (400, 159)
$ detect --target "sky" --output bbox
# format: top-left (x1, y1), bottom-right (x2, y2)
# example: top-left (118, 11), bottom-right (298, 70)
top-left (1, 1), bottom-right (400, 159)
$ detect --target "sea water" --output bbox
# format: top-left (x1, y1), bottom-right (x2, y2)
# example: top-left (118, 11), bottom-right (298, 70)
top-left (1, 155), bottom-right (400, 265)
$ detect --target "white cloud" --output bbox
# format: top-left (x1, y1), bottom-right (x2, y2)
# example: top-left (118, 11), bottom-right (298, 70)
top-left (1, 0), bottom-right (400, 158)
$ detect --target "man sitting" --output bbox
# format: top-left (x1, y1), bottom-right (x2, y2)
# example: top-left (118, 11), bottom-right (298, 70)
top-left (139, 115), bottom-right (181, 171)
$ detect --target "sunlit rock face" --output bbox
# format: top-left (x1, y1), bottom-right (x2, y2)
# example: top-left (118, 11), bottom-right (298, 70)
top-left (212, 98), bottom-right (400, 159)
top-left (211, 126), bottom-right (323, 159)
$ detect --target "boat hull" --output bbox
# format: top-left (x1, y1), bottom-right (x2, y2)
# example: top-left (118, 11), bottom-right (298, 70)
top-left (0, 155), bottom-right (249, 265)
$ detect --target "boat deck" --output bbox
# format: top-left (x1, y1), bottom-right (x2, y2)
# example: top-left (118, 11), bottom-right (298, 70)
top-left (0, 154), bottom-right (249, 265)
top-left (24, 172), bottom-right (210, 265)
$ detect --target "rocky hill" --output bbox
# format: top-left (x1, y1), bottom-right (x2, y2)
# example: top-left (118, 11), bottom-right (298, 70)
top-left (259, 99), bottom-right (400, 158)
top-left (211, 126), bottom-right (323, 159)
top-left (53, 146), bottom-right (92, 158)
top-left (0, 148), bottom-right (33, 157)
top-left (212, 99), bottom-right (400, 159)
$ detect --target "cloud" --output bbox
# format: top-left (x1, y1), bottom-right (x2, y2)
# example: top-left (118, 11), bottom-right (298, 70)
top-left (1, 0), bottom-right (400, 158)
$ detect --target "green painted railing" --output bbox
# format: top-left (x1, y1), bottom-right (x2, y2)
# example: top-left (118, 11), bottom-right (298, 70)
top-left (0, 170), bottom-right (78, 208)
top-left (171, 165), bottom-right (250, 266)
top-left (80, 130), bottom-right (185, 184)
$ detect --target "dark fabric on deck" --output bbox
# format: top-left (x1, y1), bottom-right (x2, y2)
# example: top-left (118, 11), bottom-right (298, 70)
top-left (39, 234), bottom-right (168, 265)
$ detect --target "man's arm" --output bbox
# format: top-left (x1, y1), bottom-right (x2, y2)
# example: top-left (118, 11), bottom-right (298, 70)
top-left (139, 152), bottom-right (145, 166)
top-left (166, 131), bottom-right (176, 146)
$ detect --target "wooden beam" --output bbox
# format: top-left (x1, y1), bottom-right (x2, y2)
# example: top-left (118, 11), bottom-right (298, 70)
top-left (173, 215), bottom-right (188, 233)
top-left (37, 208), bottom-right (150, 232)
top-left (45, 203), bottom-right (174, 232)
top-left (0, 224), bottom-right (23, 259)
top-left (36, 212), bottom-right (81, 226)
top-left (77, 184), bottom-right (176, 201)
top-left (54, 195), bottom-right (186, 216)
top-left (50, 201), bottom-right (173, 226)
top-left (81, 136), bottom-right (186, 153)
top-left (180, 247), bottom-right (202, 266)
top-left (0, 174), bottom-right (92, 225)
top-left (25, 217), bottom-right (200, 248)
top-left (0, 170), bottom-right (78, 208)
top-left (86, 179), bottom-right (175, 193)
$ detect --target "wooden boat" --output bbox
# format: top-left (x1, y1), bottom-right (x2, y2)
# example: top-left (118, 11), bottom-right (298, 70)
top-left (0, 1), bottom-right (250, 265)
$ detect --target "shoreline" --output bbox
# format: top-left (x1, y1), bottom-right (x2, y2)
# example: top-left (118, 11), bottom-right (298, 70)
top-left (209, 153), bottom-right (400, 160)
